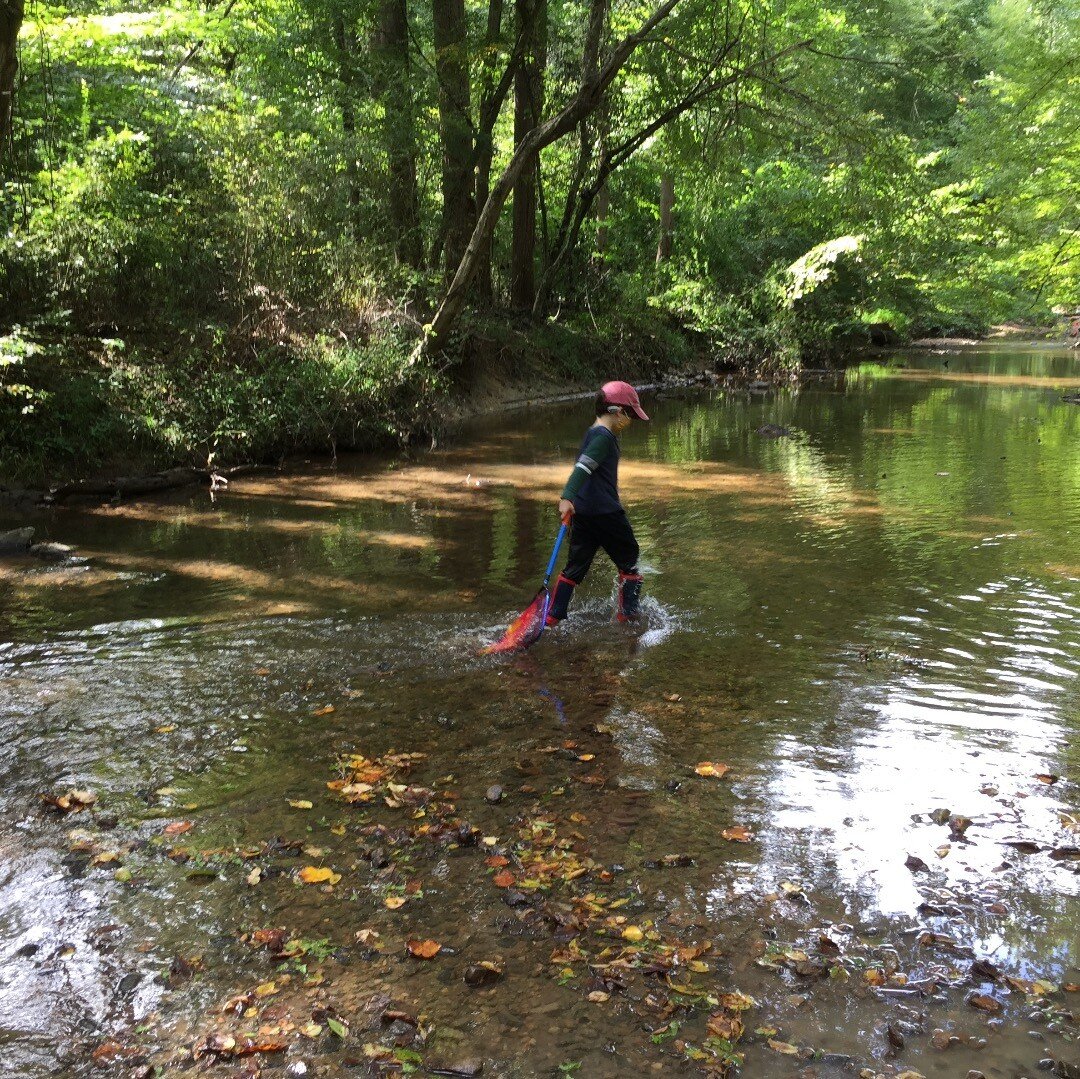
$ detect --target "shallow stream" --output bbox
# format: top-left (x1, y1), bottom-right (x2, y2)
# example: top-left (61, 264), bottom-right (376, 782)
top-left (1, 344), bottom-right (1078, 1078)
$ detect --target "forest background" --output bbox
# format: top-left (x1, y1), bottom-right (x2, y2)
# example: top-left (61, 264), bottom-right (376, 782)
top-left (0, 0), bottom-right (1076, 483)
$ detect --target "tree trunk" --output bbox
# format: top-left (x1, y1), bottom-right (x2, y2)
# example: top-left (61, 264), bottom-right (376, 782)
top-left (510, 0), bottom-right (546, 309)
top-left (595, 182), bottom-right (609, 255)
top-left (656, 170), bottom-right (674, 264)
top-left (422, 0), bottom-right (684, 355)
top-left (0, 0), bottom-right (23, 166)
top-left (474, 0), bottom-right (505, 305)
top-left (331, 9), bottom-right (362, 237)
top-left (433, 0), bottom-right (476, 281)
top-left (373, 0), bottom-right (423, 267)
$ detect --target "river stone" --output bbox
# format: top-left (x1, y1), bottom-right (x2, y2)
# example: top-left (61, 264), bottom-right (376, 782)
top-left (485, 785), bottom-right (503, 804)
top-left (429, 1061), bottom-right (483, 1077)
top-left (29, 541), bottom-right (75, 562)
top-left (0, 527), bottom-right (34, 554)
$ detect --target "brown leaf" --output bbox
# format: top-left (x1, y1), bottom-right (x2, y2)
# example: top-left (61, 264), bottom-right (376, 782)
top-left (695, 762), bottom-right (730, 779)
top-left (485, 855), bottom-right (510, 868)
top-left (406, 939), bottom-right (442, 959)
top-left (706, 1012), bottom-right (744, 1041)
top-left (967, 992), bottom-right (1003, 1013)
top-left (163, 820), bottom-right (194, 836)
top-left (721, 825), bottom-right (753, 843)
top-left (312, 704), bottom-right (335, 716)
top-left (492, 870), bottom-right (515, 888)
top-left (1035, 773), bottom-right (1059, 784)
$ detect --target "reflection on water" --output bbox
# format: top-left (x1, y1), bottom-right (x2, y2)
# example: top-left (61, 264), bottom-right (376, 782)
top-left (0, 345), bottom-right (1078, 1076)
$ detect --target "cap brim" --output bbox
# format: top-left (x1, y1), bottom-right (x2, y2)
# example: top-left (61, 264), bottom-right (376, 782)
top-left (629, 404), bottom-right (649, 421)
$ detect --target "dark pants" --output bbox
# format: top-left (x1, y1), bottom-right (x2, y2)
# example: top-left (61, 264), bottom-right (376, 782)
top-left (563, 510), bottom-right (639, 583)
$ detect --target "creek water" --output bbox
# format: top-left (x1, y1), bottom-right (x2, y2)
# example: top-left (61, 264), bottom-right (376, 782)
top-left (0, 344), bottom-right (1077, 1078)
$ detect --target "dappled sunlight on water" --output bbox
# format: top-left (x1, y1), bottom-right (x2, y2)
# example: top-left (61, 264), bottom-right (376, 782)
top-left (0, 344), bottom-right (1078, 1076)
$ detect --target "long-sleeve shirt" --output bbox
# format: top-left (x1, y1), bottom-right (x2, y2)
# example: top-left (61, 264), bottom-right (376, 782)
top-left (561, 425), bottom-right (621, 515)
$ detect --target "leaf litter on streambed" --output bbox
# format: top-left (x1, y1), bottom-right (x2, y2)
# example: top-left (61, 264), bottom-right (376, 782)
top-left (33, 718), bottom-right (1080, 1076)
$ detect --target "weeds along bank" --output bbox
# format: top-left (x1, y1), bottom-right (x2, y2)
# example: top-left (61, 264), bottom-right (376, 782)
top-left (0, 309), bottom-right (707, 488)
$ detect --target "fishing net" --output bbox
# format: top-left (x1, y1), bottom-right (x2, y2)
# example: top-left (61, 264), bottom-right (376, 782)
top-left (481, 589), bottom-right (551, 655)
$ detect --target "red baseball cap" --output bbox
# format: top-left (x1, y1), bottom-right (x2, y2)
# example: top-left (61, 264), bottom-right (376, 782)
top-left (601, 380), bottom-right (649, 421)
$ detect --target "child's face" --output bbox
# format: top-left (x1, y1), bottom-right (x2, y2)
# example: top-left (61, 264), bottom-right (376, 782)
top-left (611, 409), bottom-right (632, 433)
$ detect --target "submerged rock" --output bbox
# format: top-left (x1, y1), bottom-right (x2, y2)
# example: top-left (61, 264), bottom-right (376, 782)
top-left (29, 541), bottom-right (76, 562)
top-left (756, 423), bottom-right (793, 438)
top-left (0, 527), bottom-right (34, 554)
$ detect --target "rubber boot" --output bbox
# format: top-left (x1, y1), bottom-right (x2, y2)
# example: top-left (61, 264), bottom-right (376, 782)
top-left (616, 571), bottom-right (643, 622)
top-left (546, 574), bottom-right (577, 626)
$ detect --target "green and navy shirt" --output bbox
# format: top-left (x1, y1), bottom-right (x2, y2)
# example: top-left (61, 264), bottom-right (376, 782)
top-left (561, 425), bottom-right (621, 515)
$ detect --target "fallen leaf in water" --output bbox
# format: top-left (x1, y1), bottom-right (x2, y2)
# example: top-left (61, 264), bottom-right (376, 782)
top-left (356, 929), bottom-right (380, 945)
top-left (485, 855), bottom-right (510, 868)
top-left (40, 789), bottom-right (97, 814)
top-left (163, 821), bottom-right (194, 836)
top-left (312, 704), bottom-right (335, 716)
top-left (578, 753), bottom-right (595, 762)
top-left (255, 667), bottom-right (271, 676)
top-left (721, 825), bottom-right (753, 843)
top-left (622, 926), bottom-right (644, 942)
top-left (695, 762), bottom-right (729, 779)
top-left (780, 881), bottom-right (805, 897)
top-left (330, 823), bottom-right (346, 835)
top-left (935, 844), bottom-right (951, 858)
top-left (587, 990), bottom-right (610, 1003)
top-left (406, 939), bottom-right (441, 959)
top-left (492, 870), bottom-right (515, 888)
top-left (1035, 773), bottom-right (1059, 784)
top-left (717, 991), bottom-right (756, 1011)
top-left (288, 799), bottom-right (314, 810)
top-left (250, 928), bottom-right (286, 952)
top-left (91, 1040), bottom-right (141, 1063)
top-left (1064, 983), bottom-right (1079, 992)
top-left (384, 895), bottom-right (407, 909)
top-left (154, 724), bottom-right (177, 733)
top-left (298, 866), bottom-right (340, 885)
top-left (91, 850), bottom-right (119, 865)
top-left (301, 1021), bottom-right (323, 1038)
top-left (245, 867), bottom-right (262, 886)
top-left (768, 1040), bottom-right (800, 1055)
top-left (254, 981), bottom-right (279, 997)
top-left (706, 1013), bottom-right (743, 1040)
top-left (864, 968), bottom-right (886, 986)
top-left (194, 1033), bottom-right (288, 1058)
top-left (967, 992), bottom-right (1003, 1013)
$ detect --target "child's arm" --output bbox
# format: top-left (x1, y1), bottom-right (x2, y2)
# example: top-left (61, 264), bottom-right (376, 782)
top-left (560, 429), bottom-right (614, 505)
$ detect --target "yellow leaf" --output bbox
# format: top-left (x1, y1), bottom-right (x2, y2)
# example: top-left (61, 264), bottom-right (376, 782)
top-left (298, 866), bottom-right (340, 885)
top-left (622, 926), bottom-right (644, 942)
top-left (695, 762), bottom-right (730, 778)
top-left (384, 895), bottom-right (407, 909)
top-left (330, 824), bottom-right (346, 836)
top-left (288, 799), bottom-right (314, 810)
top-left (312, 704), bottom-right (335, 716)
top-left (254, 981), bottom-right (278, 997)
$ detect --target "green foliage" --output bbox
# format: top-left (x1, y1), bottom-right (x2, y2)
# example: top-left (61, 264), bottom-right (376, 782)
top-left (1, 0), bottom-right (1076, 482)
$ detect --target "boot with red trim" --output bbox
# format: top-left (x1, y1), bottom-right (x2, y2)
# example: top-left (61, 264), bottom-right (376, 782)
top-left (546, 574), bottom-right (577, 626)
top-left (616, 571), bottom-right (643, 622)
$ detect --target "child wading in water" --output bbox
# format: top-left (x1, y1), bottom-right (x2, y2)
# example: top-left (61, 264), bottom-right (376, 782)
top-left (549, 381), bottom-right (649, 625)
